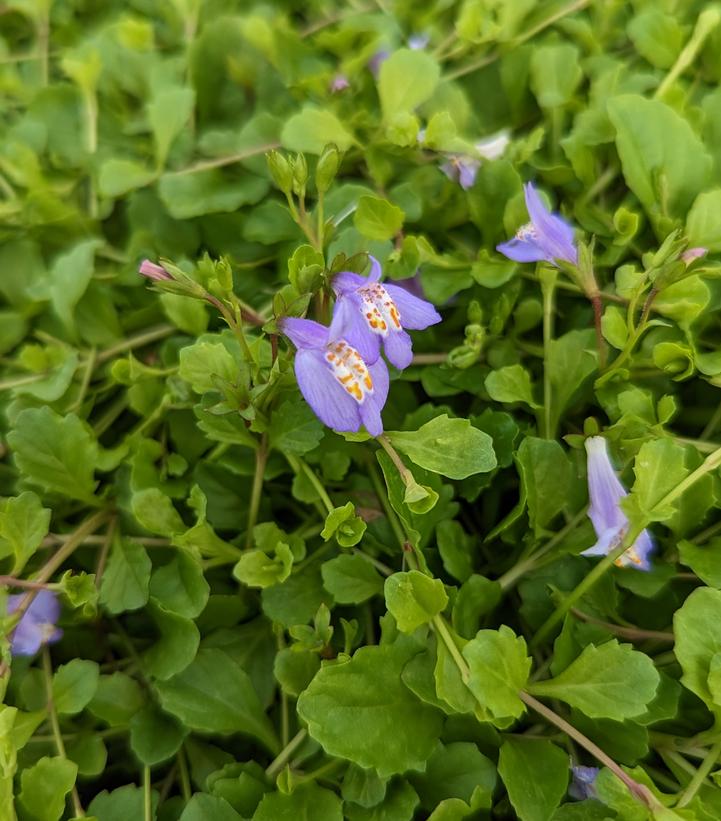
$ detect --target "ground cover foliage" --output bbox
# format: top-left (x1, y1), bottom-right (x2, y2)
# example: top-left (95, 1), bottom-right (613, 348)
top-left (4, 0), bottom-right (721, 819)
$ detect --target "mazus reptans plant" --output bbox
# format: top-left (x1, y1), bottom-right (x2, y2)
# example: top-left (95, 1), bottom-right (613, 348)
top-left (6, 590), bottom-right (63, 656)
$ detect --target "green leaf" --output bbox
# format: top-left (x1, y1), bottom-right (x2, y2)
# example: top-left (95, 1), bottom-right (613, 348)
top-left (485, 364), bottom-right (538, 408)
top-left (515, 437), bottom-right (571, 536)
top-left (297, 642), bottom-right (444, 776)
top-left (608, 94), bottom-right (712, 219)
top-left (386, 415), bottom-right (496, 480)
top-left (436, 520), bottom-right (474, 583)
top-left (233, 543), bottom-right (294, 588)
top-left (253, 783), bottom-right (343, 821)
top-left (530, 44), bottom-right (582, 108)
top-left (142, 601), bottom-right (200, 680)
top-left (626, 438), bottom-right (687, 523)
top-left (281, 106), bottom-right (355, 154)
top-left (462, 626), bottom-right (531, 722)
top-left (628, 9), bottom-right (683, 69)
top-left (345, 780), bottom-right (419, 821)
top-left (99, 538), bottom-right (152, 615)
top-left (88, 673), bottom-right (146, 726)
top-left (180, 794), bottom-right (244, 821)
top-left (129, 703), bottom-right (186, 766)
top-left (49, 239), bottom-right (100, 336)
top-left (678, 538), bottom-right (721, 588)
top-left (18, 756), bottom-right (78, 821)
top-left (528, 640), bottom-right (659, 720)
top-left (157, 648), bottom-right (279, 753)
top-left (674, 587), bottom-right (721, 713)
top-left (410, 742), bottom-right (497, 811)
top-left (0, 491), bottom-right (50, 574)
top-left (88, 785), bottom-right (158, 821)
top-left (320, 502), bottom-right (366, 547)
top-left (498, 738), bottom-right (569, 821)
top-left (158, 169), bottom-right (268, 219)
top-left (686, 189), bottom-right (721, 251)
top-left (378, 49), bottom-right (440, 119)
top-left (354, 195), bottom-right (405, 242)
top-left (52, 659), bottom-right (100, 715)
top-left (149, 550), bottom-right (210, 618)
top-left (7, 407), bottom-right (98, 502)
top-left (131, 488), bottom-right (185, 536)
top-left (98, 159), bottom-right (156, 198)
top-left (268, 400), bottom-right (324, 455)
top-left (321, 555), bottom-right (384, 604)
top-left (179, 340), bottom-right (238, 394)
top-left (147, 85), bottom-right (196, 168)
top-left (384, 570), bottom-right (448, 632)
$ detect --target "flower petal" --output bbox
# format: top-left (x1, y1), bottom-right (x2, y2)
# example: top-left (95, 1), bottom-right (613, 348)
top-left (368, 358), bottom-right (390, 409)
top-left (367, 256), bottom-right (383, 282)
top-left (332, 271), bottom-right (367, 294)
top-left (359, 398), bottom-right (383, 436)
top-left (581, 525), bottom-right (622, 557)
top-left (496, 238), bottom-right (548, 264)
top-left (26, 589), bottom-right (61, 625)
top-left (585, 437), bottom-right (628, 537)
top-left (329, 294), bottom-right (381, 364)
top-left (280, 317), bottom-right (328, 350)
top-left (384, 283), bottom-right (441, 330)
top-left (383, 329), bottom-right (413, 369)
top-left (294, 349), bottom-right (361, 432)
top-left (523, 182), bottom-right (577, 264)
top-left (11, 620), bottom-right (43, 656)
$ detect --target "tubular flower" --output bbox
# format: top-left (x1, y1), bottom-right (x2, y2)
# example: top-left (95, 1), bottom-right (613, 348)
top-left (330, 257), bottom-right (441, 370)
top-left (280, 317), bottom-right (389, 436)
top-left (569, 766), bottom-right (600, 800)
top-left (440, 131), bottom-right (511, 190)
top-left (7, 590), bottom-right (63, 656)
top-left (497, 182), bottom-right (578, 266)
top-left (139, 259), bottom-right (173, 281)
top-left (583, 437), bottom-right (653, 571)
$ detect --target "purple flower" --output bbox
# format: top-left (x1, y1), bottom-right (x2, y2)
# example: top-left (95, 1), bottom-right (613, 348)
top-left (441, 157), bottom-right (481, 190)
top-left (497, 183), bottom-right (578, 266)
top-left (681, 247), bottom-right (707, 265)
top-left (368, 49), bottom-right (390, 77)
top-left (583, 437), bottom-right (653, 571)
top-left (7, 590), bottom-right (62, 656)
top-left (408, 33), bottom-right (430, 50)
top-left (330, 73), bottom-right (350, 93)
top-left (330, 256), bottom-right (442, 370)
top-left (569, 766), bottom-right (599, 800)
top-left (280, 317), bottom-right (389, 436)
top-left (139, 259), bottom-right (173, 281)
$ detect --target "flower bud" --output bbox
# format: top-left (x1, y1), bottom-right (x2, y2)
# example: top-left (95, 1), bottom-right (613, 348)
top-left (266, 150), bottom-right (293, 193)
top-left (315, 144), bottom-right (341, 194)
top-left (292, 153), bottom-right (308, 197)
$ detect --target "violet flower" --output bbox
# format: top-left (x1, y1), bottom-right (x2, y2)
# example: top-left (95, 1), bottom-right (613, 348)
top-left (330, 256), bottom-right (442, 370)
top-left (569, 766), bottom-right (600, 800)
top-left (7, 590), bottom-right (62, 656)
top-left (368, 49), bottom-right (390, 77)
top-left (139, 259), bottom-right (173, 282)
top-left (497, 182), bottom-right (578, 266)
top-left (330, 73), bottom-right (350, 93)
top-left (583, 437), bottom-right (653, 570)
top-left (439, 131), bottom-right (510, 190)
top-left (408, 33), bottom-right (430, 50)
top-left (280, 317), bottom-right (389, 436)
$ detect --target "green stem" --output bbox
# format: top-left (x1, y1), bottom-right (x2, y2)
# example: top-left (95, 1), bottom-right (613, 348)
top-left (265, 729), bottom-right (308, 779)
top-left (143, 765), bottom-right (152, 821)
top-left (432, 615), bottom-right (469, 683)
top-left (286, 454), bottom-right (334, 514)
top-left (168, 141), bottom-right (281, 176)
top-left (245, 435), bottom-right (268, 549)
top-left (177, 745), bottom-right (192, 802)
top-left (96, 325), bottom-right (175, 363)
top-left (570, 608), bottom-right (674, 643)
top-left (532, 441), bottom-right (721, 647)
top-left (42, 649), bottom-right (85, 817)
top-left (377, 434), bottom-right (413, 484)
top-left (520, 692), bottom-right (662, 810)
top-left (367, 459), bottom-right (406, 550)
top-left (677, 740), bottom-right (721, 808)
top-left (655, 8), bottom-right (721, 99)
top-left (540, 268), bottom-right (557, 439)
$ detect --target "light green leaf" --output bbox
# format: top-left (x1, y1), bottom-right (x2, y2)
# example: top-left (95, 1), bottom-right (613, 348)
top-left (530, 44), bottom-right (582, 108)
top-left (485, 364), bottom-right (538, 408)
top-left (180, 794), bottom-right (243, 821)
top-left (384, 570), bottom-right (448, 633)
top-left (7, 407), bottom-right (98, 502)
top-left (88, 673), bottom-right (146, 727)
top-left (378, 49), bottom-right (440, 119)
top-left (297, 642), bottom-right (444, 776)
top-left (628, 9), bottom-right (683, 69)
top-left (528, 640), bottom-right (659, 720)
top-left (18, 756), bottom-right (78, 821)
top-left (354, 195), bottom-right (405, 242)
top-left (149, 550), bottom-right (210, 618)
top-left (281, 106), bottom-right (355, 154)
top-left (320, 502), bottom-right (366, 547)
top-left (179, 340), bottom-right (238, 394)
top-left (49, 239), bottom-right (101, 336)
top-left (462, 626), bottom-right (531, 722)
top-left (142, 600), bottom-right (200, 680)
top-left (0, 491), bottom-right (50, 574)
top-left (159, 169), bottom-right (268, 219)
top-left (98, 159), bottom-right (156, 198)
top-left (674, 587), bottom-right (721, 713)
top-left (157, 648), bottom-right (279, 753)
top-left (686, 190), bottom-right (721, 251)
top-left (147, 85), bottom-right (196, 168)
top-left (131, 488), bottom-right (185, 536)
top-left (253, 783), bottom-right (343, 821)
top-left (88, 785), bottom-right (158, 821)
top-left (321, 554), bottom-right (384, 604)
top-left (498, 738), bottom-right (569, 821)
top-left (99, 538), bottom-right (152, 615)
top-left (386, 415), bottom-right (496, 480)
top-left (52, 659), bottom-right (100, 715)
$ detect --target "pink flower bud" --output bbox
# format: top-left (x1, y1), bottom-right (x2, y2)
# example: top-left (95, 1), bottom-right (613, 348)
top-left (681, 247), bottom-right (707, 265)
top-left (139, 259), bottom-right (173, 281)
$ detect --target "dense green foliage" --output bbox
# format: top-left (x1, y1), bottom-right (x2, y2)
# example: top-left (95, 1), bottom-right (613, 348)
top-left (3, 1), bottom-right (721, 819)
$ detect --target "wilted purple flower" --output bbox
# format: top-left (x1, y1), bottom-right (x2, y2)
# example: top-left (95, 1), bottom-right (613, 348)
top-left (139, 259), bottom-right (173, 282)
top-left (408, 33), bottom-right (430, 50)
top-left (475, 130), bottom-right (510, 161)
top-left (583, 437), bottom-right (653, 570)
top-left (440, 156), bottom-right (481, 190)
top-left (330, 73), bottom-right (350, 93)
top-left (569, 766), bottom-right (600, 800)
top-left (7, 590), bottom-right (62, 656)
top-left (497, 183), bottom-right (578, 266)
top-left (280, 317), bottom-right (389, 436)
top-left (330, 256), bottom-right (441, 370)
top-left (681, 247), bottom-right (707, 265)
top-left (368, 49), bottom-right (390, 77)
